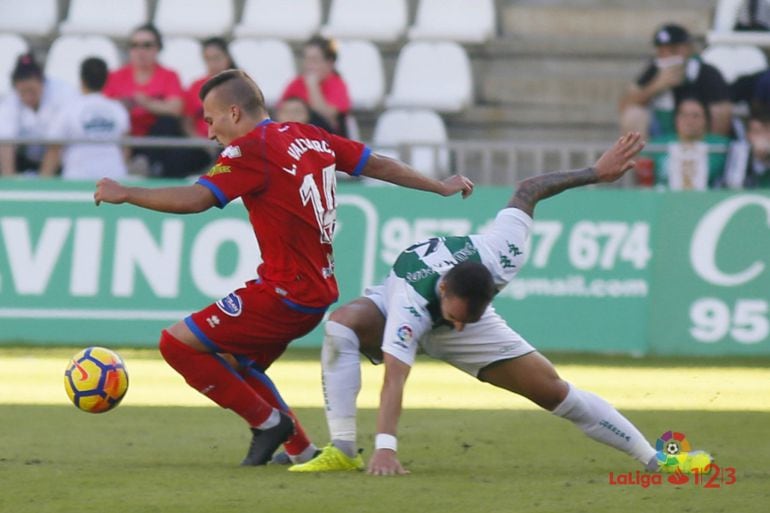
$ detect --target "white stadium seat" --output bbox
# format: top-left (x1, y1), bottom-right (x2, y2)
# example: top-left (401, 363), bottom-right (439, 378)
top-left (159, 37), bottom-right (206, 88)
top-left (707, 0), bottom-right (770, 46)
top-left (321, 0), bottom-right (407, 43)
top-left (229, 38), bottom-right (296, 107)
top-left (702, 44), bottom-right (768, 83)
top-left (154, 0), bottom-right (234, 38)
top-left (0, 0), bottom-right (58, 37)
top-left (0, 34), bottom-right (29, 98)
top-left (335, 40), bottom-right (385, 110)
top-left (44, 36), bottom-right (121, 90)
top-left (712, 0), bottom-right (743, 31)
top-left (234, 0), bottom-right (321, 41)
top-left (386, 41), bottom-right (473, 112)
top-left (373, 108), bottom-right (449, 178)
top-left (408, 0), bottom-right (495, 43)
top-left (59, 0), bottom-right (148, 38)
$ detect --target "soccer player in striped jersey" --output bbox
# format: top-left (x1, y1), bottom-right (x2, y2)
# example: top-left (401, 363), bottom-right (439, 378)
top-left (290, 132), bottom-right (712, 475)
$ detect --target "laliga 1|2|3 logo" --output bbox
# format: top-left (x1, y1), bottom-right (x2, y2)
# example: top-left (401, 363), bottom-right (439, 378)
top-left (608, 431), bottom-right (737, 489)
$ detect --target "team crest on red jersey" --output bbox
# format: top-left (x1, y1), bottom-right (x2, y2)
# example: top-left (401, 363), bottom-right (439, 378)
top-left (216, 292), bottom-right (243, 317)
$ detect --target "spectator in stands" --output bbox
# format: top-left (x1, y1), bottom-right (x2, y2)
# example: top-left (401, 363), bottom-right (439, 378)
top-left (41, 57), bottom-right (129, 180)
top-left (280, 36), bottom-right (351, 136)
top-left (103, 23), bottom-right (187, 177)
top-left (619, 24), bottom-right (732, 138)
top-left (0, 53), bottom-right (75, 176)
top-left (275, 96), bottom-right (334, 133)
top-left (747, 66), bottom-right (770, 113)
top-left (744, 108), bottom-right (770, 187)
top-left (735, 0), bottom-right (770, 30)
top-left (185, 37), bottom-right (237, 139)
top-left (180, 37), bottom-right (237, 174)
top-left (642, 97), bottom-right (729, 190)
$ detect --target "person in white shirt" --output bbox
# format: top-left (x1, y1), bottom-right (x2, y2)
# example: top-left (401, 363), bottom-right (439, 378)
top-left (0, 53), bottom-right (75, 176)
top-left (42, 57), bottom-right (130, 180)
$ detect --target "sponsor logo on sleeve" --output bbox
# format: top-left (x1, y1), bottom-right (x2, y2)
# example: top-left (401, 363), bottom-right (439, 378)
top-left (404, 306), bottom-right (422, 319)
top-left (394, 324), bottom-right (414, 349)
top-left (221, 145), bottom-right (242, 159)
top-left (507, 242), bottom-right (523, 257)
top-left (216, 292), bottom-right (243, 317)
top-left (499, 252), bottom-right (516, 269)
top-left (206, 164), bottom-right (231, 177)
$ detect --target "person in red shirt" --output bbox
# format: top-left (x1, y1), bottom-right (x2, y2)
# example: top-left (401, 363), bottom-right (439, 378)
top-left (181, 37), bottom-right (238, 174)
top-left (185, 37), bottom-right (237, 139)
top-left (103, 24), bottom-right (187, 177)
top-left (94, 69), bottom-right (474, 466)
top-left (280, 36), bottom-right (351, 136)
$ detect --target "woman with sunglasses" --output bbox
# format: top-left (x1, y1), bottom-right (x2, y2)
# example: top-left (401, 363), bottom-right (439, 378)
top-left (103, 23), bottom-right (185, 177)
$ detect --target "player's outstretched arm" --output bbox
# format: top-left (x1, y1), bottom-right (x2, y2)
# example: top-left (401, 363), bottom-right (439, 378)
top-left (508, 132), bottom-right (644, 217)
top-left (94, 178), bottom-right (218, 214)
top-left (360, 152), bottom-right (474, 199)
top-left (368, 353), bottom-right (412, 476)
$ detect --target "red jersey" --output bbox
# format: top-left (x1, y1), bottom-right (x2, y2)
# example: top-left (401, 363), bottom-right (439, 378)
top-left (197, 119), bottom-right (371, 309)
top-left (103, 64), bottom-right (184, 136)
top-left (280, 73), bottom-right (351, 114)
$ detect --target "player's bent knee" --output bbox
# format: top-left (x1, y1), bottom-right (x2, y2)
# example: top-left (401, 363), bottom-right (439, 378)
top-left (536, 378), bottom-right (570, 411)
top-left (328, 299), bottom-right (384, 350)
top-left (324, 321), bottom-right (359, 351)
top-left (328, 307), bottom-right (358, 330)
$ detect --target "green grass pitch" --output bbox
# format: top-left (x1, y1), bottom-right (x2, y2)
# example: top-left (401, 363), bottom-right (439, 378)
top-left (0, 347), bottom-right (768, 513)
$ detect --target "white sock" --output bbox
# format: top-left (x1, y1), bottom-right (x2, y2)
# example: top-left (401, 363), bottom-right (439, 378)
top-left (322, 321), bottom-right (362, 457)
top-left (256, 408), bottom-right (280, 430)
top-left (289, 443), bottom-right (319, 464)
top-left (552, 383), bottom-right (656, 466)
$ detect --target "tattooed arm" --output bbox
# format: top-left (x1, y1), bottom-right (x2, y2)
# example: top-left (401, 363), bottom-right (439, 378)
top-left (508, 132), bottom-right (644, 217)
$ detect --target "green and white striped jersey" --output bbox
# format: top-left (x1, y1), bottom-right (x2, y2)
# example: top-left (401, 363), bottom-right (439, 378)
top-left (392, 235), bottom-right (482, 325)
top-left (379, 208), bottom-right (533, 366)
top-left (392, 208), bottom-right (531, 322)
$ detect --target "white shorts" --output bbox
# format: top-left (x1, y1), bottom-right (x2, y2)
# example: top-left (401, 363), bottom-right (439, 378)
top-left (364, 283), bottom-right (536, 377)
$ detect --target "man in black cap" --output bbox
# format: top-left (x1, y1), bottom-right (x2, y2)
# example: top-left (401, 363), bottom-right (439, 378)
top-left (619, 23), bottom-right (732, 138)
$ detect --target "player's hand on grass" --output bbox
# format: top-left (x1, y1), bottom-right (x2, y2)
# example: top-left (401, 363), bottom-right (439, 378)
top-left (440, 174), bottom-right (474, 199)
top-left (367, 449), bottom-right (410, 476)
top-left (593, 132), bottom-right (645, 183)
top-left (94, 178), bottom-right (129, 206)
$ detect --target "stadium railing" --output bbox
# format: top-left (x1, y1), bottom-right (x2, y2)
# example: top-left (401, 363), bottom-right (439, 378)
top-left (0, 136), bottom-right (729, 187)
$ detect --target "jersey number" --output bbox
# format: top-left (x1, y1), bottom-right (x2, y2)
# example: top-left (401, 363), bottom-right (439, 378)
top-left (406, 238), bottom-right (441, 257)
top-left (300, 164), bottom-right (337, 244)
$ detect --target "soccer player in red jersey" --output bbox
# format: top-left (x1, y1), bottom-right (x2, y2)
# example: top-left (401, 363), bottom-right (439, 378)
top-left (94, 69), bottom-right (474, 466)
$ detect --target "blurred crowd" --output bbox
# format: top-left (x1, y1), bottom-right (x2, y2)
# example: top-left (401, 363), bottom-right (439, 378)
top-left (0, 24), bottom-right (350, 180)
top-left (1, 15), bottom-right (770, 190)
top-left (620, 22), bottom-right (770, 190)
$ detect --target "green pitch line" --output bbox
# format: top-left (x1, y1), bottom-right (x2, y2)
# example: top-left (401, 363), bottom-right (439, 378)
top-left (2, 350), bottom-right (769, 411)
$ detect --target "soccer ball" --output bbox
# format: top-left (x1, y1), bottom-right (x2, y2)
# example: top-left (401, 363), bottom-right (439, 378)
top-left (64, 347), bottom-right (129, 413)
